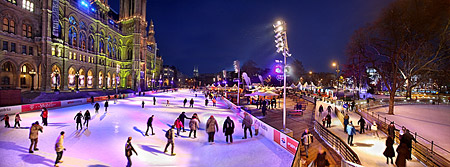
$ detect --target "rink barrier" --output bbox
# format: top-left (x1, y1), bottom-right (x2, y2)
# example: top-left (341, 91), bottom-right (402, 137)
top-left (0, 89), bottom-right (176, 115)
top-left (221, 97), bottom-right (299, 156)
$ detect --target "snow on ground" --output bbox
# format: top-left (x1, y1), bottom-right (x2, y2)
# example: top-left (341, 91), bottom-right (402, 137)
top-left (0, 89), bottom-right (293, 167)
top-left (371, 105), bottom-right (450, 158)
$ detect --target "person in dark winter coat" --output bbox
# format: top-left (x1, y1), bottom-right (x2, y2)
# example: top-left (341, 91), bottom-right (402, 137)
top-left (145, 115), bottom-right (155, 136)
top-left (142, 101), bottom-right (145, 108)
top-left (314, 147), bottom-right (329, 167)
top-left (83, 110), bottom-right (91, 128)
top-left (183, 98), bottom-right (187, 107)
top-left (125, 137), bottom-right (138, 167)
top-left (327, 105), bottom-right (332, 115)
top-left (1, 114), bottom-right (10, 128)
top-left (91, 96), bottom-right (94, 104)
top-left (153, 97), bottom-right (156, 105)
top-left (387, 122), bottom-right (398, 140)
top-left (104, 101), bottom-right (109, 111)
top-left (242, 112), bottom-right (253, 139)
top-left (41, 107), bottom-right (48, 126)
top-left (74, 111), bottom-right (84, 130)
top-left (189, 98), bottom-right (194, 108)
top-left (29, 121), bottom-right (43, 153)
top-left (396, 142), bottom-right (408, 167)
top-left (14, 113), bottom-right (21, 128)
top-left (223, 116), bottom-right (235, 143)
top-left (189, 115), bottom-right (199, 138)
top-left (383, 136), bottom-right (395, 164)
top-left (178, 112), bottom-right (191, 132)
top-left (262, 101), bottom-right (267, 116)
top-left (357, 117), bottom-right (366, 134)
top-left (401, 129), bottom-right (416, 160)
top-left (318, 105), bottom-right (324, 117)
top-left (326, 114), bottom-right (331, 128)
top-left (351, 101), bottom-right (355, 111)
top-left (205, 99), bottom-right (209, 106)
top-left (94, 102), bottom-right (100, 113)
top-left (343, 114), bottom-right (349, 132)
top-left (164, 126), bottom-right (176, 156)
top-left (206, 115), bottom-right (219, 143)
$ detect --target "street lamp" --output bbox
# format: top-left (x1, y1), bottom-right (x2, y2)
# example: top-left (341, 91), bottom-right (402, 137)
top-left (54, 69), bottom-right (59, 92)
top-left (75, 71), bottom-right (80, 91)
top-left (332, 62), bottom-right (340, 99)
top-left (116, 64), bottom-right (120, 94)
top-left (273, 20), bottom-right (292, 131)
top-left (29, 69), bottom-right (36, 91)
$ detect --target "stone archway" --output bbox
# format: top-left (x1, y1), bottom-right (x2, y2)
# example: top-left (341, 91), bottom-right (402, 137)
top-left (19, 63), bottom-right (35, 90)
top-left (79, 68), bottom-right (85, 88)
top-left (51, 65), bottom-right (61, 90)
top-left (87, 70), bottom-right (93, 88)
top-left (68, 67), bottom-right (76, 89)
top-left (98, 71), bottom-right (103, 89)
top-left (0, 61), bottom-right (17, 89)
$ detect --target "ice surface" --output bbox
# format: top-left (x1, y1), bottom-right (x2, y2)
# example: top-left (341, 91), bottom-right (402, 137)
top-left (0, 90), bottom-right (293, 167)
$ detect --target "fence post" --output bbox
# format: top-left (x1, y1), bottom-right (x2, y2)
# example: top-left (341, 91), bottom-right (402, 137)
top-left (384, 117), bottom-right (386, 124)
top-left (431, 141), bottom-right (434, 153)
top-left (414, 132), bottom-right (417, 141)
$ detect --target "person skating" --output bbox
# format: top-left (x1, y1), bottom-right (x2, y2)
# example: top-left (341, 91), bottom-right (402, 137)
top-left (347, 121), bottom-right (356, 146)
top-left (189, 115), bottom-right (199, 138)
top-left (145, 115), bottom-right (155, 136)
top-left (357, 116), bottom-right (366, 134)
top-left (205, 99), bottom-right (208, 107)
top-left (242, 112), bottom-right (253, 139)
top-left (54, 131), bottom-right (66, 167)
top-left (183, 98), bottom-right (187, 107)
top-left (212, 98), bottom-right (217, 107)
top-left (166, 100), bottom-right (170, 106)
top-left (83, 110), bottom-right (91, 128)
top-left (153, 97), bottom-right (156, 105)
top-left (206, 115), bottom-right (219, 143)
top-left (164, 126), bottom-right (176, 156)
top-left (178, 112), bottom-right (191, 132)
top-left (1, 114), bottom-right (10, 128)
top-left (223, 116), bottom-right (235, 143)
top-left (396, 142), bottom-right (408, 167)
top-left (41, 107), bottom-right (48, 126)
top-left (174, 118), bottom-right (183, 136)
top-left (74, 111), bottom-right (84, 130)
top-left (301, 129), bottom-right (313, 158)
top-left (125, 136), bottom-right (138, 166)
top-left (90, 96), bottom-right (94, 104)
top-left (326, 114), bottom-right (331, 128)
top-left (189, 98), bottom-right (194, 108)
top-left (94, 102), bottom-right (100, 114)
top-left (14, 113), bottom-right (21, 128)
top-left (343, 114), bottom-right (349, 132)
top-left (104, 100), bottom-right (109, 112)
top-left (142, 101), bottom-right (145, 108)
top-left (318, 104), bottom-right (324, 117)
top-left (383, 136), bottom-right (395, 164)
top-left (29, 121), bottom-right (43, 153)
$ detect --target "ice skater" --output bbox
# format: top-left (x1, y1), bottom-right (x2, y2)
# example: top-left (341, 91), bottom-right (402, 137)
top-left (164, 126), bottom-right (176, 156)
top-left (94, 102), bottom-right (100, 113)
top-left (223, 116), bottom-right (235, 143)
top-left (125, 137), bottom-right (138, 167)
top-left (83, 110), bottom-right (91, 128)
top-left (14, 113), bottom-right (21, 128)
top-left (212, 98), bottom-right (217, 107)
top-left (178, 112), bottom-right (191, 132)
top-left (29, 121), bottom-right (43, 153)
top-left (242, 112), bottom-right (253, 139)
top-left (205, 99), bottom-right (208, 106)
top-left (142, 101), bottom-right (145, 108)
top-left (183, 98), bottom-right (187, 107)
top-left (74, 111), bottom-right (84, 130)
top-left (1, 114), bottom-right (10, 128)
top-left (189, 115), bottom-right (199, 138)
top-left (104, 100), bottom-right (109, 112)
top-left (189, 98), bottom-right (194, 108)
top-left (166, 100), bottom-right (170, 106)
top-left (174, 118), bottom-right (183, 136)
top-left (145, 115), bottom-right (155, 136)
top-left (54, 131), bottom-right (66, 167)
top-left (41, 107), bottom-right (48, 126)
top-left (153, 97), bottom-right (156, 105)
top-left (301, 129), bottom-right (313, 158)
top-left (206, 115), bottom-right (219, 143)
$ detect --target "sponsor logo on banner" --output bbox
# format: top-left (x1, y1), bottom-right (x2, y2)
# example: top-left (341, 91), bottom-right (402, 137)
top-left (287, 137), bottom-right (299, 155)
top-left (22, 101), bottom-right (61, 112)
top-left (67, 100), bottom-right (83, 104)
top-left (0, 107), bottom-right (12, 113)
top-left (273, 129), bottom-right (287, 148)
top-left (280, 131), bottom-right (287, 148)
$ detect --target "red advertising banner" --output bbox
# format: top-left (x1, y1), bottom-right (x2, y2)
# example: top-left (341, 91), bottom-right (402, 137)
top-left (22, 101), bottom-right (61, 112)
top-left (287, 137), bottom-right (299, 155)
top-left (274, 130), bottom-right (281, 145)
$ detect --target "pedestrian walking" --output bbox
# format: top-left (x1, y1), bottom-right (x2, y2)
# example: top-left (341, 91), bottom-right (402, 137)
top-left (357, 116), bottom-right (366, 134)
top-left (142, 101), bottom-right (145, 108)
top-left (1, 114), bottom-right (10, 128)
top-left (125, 137), bottom-right (138, 166)
top-left (74, 111), bottom-right (84, 130)
top-left (153, 97), bottom-right (156, 105)
top-left (401, 129), bottom-right (416, 160)
top-left (223, 116), bottom-right (235, 143)
top-left (189, 115), bottom-right (199, 138)
top-left (347, 121), bottom-right (356, 146)
top-left (29, 121), bottom-right (43, 153)
top-left (174, 118), bottom-right (183, 136)
top-left (262, 101), bottom-right (267, 116)
top-left (343, 114), bottom-right (349, 132)
top-left (314, 147), bottom-right (329, 167)
top-left (190, 98), bottom-right (194, 108)
top-left (387, 122), bottom-right (398, 140)
top-left (41, 107), bottom-right (48, 126)
top-left (272, 98), bottom-right (276, 109)
top-left (301, 129), bottom-right (313, 158)
top-left (318, 105), bottom-right (324, 117)
top-left (54, 131), bottom-right (65, 167)
top-left (94, 102), bottom-right (100, 114)
top-left (178, 112), bottom-right (191, 132)
top-left (395, 143), bottom-right (408, 167)
top-left (104, 100), bottom-right (109, 112)
top-left (164, 126), bottom-right (176, 156)
top-left (145, 115), bottom-right (155, 136)
top-left (14, 113), bottom-right (21, 128)
top-left (371, 121), bottom-right (380, 138)
top-left (212, 98), bottom-right (217, 107)
top-left (326, 114), bottom-right (331, 128)
top-left (383, 136), bottom-right (395, 164)
top-left (351, 101), bottom-right (355, 111)
top-left (183, 98), bottom-right (187, 107)
top-left (205, 99), bottom-right (209, 106)
top-left (327, 105), bottom-right (332, 115)
top-left (206, 115), bottom-right (219, 143)
top-left (242, 112), bottom-right (253, 139)
top-left (83, 110), bottom-right (91, 128)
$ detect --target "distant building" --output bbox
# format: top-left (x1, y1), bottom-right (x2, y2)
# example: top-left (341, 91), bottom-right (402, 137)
top-left (161, 65), bottom-right (176, 87)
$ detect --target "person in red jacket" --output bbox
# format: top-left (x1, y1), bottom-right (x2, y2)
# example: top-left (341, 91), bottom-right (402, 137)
top-left (41, 107), bottom-right (48, 126)
top-left (1, 114), bottom-right (10, 128)
top-left (174, 118), bottom-right (183, 137)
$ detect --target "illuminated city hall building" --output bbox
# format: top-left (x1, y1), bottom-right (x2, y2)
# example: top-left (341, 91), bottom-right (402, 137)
top-left (0, 0), bottom-right (162, 92)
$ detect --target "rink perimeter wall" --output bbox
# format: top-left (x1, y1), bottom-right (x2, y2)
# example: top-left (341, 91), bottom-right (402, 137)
top-left (0, 89), bottom-right (175, 115)
top-left (221, 97), bottom-right (299, 156)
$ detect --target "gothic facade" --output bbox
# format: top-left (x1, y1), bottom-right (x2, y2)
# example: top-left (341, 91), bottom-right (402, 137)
top-left (0, 0), bottom-right (162, 92)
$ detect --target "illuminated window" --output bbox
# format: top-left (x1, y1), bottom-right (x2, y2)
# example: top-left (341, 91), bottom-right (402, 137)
top-left (2, 18), bottom-right (8, 32)
top-left (79, 33), bottom-right (86, 50)
top-left (6, 0), bottom-right (17, 5)
top-left (9, 20), bottom-right (15, 34)
top-left (21, 65), bottom-right (27, 73)
top-left (22, 0), bottom-right (34, 12)
top-left (68, 27), bottom-right (77, 46)
top-left (22, 24), bottom-right (26, 37)
top-left (27, 26), bottom-right (32, 37)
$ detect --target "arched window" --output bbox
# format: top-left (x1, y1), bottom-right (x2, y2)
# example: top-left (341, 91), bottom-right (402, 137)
top-left (69, 16), bottom-right (77, 25)
top-left (9, 20), bottom-right (15, 34)
top-left (2, 62), bottom-right (13, 72)
top-left (99, 39), bottom-right (104, 53)
top-left (127, 49), bottom-right (132, 60)
top-left (118, 48), bottom-right (121, 60)
top-left (79, 32), bottom-right (86, 50)
top-left (2, 18), bottom-right (8, 32)
top-left (88, 35), bottom-right (94, 52)
top-left (68, 27), bottom-right (77, 46)
top-left (22, 24), bottom-right (26, 37)
top-left (57, 23), bottom-right (62, 39)
top-left (107, 43), bottom-right (112, 58)
top-left (27, 25), bottom-right (32, 37)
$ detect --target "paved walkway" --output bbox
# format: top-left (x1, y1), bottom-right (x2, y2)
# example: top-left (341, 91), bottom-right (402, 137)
top-left (314, 102), bottom-right (424, 167)
top-left (243, 97), bottom-right (341, 166)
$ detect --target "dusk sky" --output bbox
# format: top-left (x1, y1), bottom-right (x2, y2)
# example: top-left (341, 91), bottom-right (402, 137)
top-left (110, 0), bottom-right (393, 76)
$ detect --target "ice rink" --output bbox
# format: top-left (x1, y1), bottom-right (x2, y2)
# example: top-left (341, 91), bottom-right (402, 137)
top-left (0, 89), bottom-right (293, 167)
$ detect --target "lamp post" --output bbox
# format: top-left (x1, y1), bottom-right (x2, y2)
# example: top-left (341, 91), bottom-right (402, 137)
top-left (116, 64), bottom-right (120, 94)
top-left (54, 69), bottom-right (59, 92)
top-left (29, 69), bottom-right (36, 91)
top-left (75, 71), bottom-right (80, 91)
top-left (332, 62), bottom-right (340, 99)
top-left (234, 60), bottom-right (240, 106)
top-left (274, 20), bottom-right (292, 131)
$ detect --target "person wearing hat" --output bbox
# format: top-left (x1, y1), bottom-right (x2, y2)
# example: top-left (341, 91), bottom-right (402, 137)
top-left (29, 121), bottom-right (43, 153)
top-left (125, 136), bottom-right (138, 166)
top-left (54, 131), bottom-right (66, 167)
top-left (206, 115), bottom-right (219, 143)
top-left (387, 122), bottom-right (398, 140)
